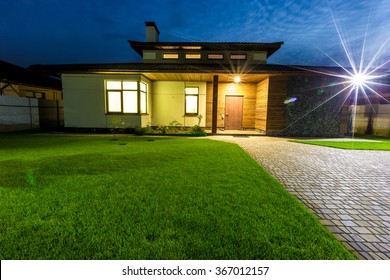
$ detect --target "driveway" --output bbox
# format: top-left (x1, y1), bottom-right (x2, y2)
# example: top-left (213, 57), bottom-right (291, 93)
top-left (209, 136), bottom-right (390, 260)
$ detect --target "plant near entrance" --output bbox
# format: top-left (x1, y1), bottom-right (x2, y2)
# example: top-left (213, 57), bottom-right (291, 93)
top-left (0, 134), bottom-right (355, 259)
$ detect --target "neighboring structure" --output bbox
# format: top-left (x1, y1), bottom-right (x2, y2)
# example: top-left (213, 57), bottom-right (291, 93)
top-left (30, 22), bottom-right (390, 136)
top-left (0, 60), bottom-right (63, 131)
top-left (0, 60), bottom-right (62, 100)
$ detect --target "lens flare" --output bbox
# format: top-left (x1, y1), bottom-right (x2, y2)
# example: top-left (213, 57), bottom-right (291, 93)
top-left (351, 73), bottom-right (368, 87)
top-left (284, 97), bottom-right (298, 104)
top-left (282, 5), bottom-right (390, 137)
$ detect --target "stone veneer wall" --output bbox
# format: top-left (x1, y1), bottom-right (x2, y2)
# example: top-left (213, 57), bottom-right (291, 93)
top-left (282, 75), bottom-right (347, 137)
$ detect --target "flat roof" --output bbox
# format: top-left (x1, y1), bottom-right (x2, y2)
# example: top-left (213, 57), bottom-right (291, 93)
top-left (128, 41), bottom-right (284, 58)
top-left (1, 60), bottom-right (61, 90)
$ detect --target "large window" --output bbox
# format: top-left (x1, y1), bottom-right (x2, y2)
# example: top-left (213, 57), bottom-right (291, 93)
top-left (185, 87), bottom-right (199, 115)
top-left (106, 81), bottom-right (148, 114)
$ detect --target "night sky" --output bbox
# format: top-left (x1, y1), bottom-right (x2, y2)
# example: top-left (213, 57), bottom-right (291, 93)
top-left (1, 0), bottom-right (389, 69)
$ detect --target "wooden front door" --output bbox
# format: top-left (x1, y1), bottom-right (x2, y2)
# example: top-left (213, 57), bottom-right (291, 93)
top-left (225, 96), bottom-right (243, 130)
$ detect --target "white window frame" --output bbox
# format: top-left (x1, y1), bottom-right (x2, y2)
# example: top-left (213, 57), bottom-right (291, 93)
top-left (106, 81), bottom-right (148, 114)
top-left (185, 87), bottom-right (199, 115)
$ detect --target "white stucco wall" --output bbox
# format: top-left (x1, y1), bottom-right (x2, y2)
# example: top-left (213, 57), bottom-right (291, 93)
top-left (151, 81), bottom-right (206, 127)
top-left (62, 74), bottom-right (151, 128)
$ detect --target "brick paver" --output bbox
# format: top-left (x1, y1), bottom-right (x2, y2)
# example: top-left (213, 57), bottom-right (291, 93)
top-left (210, 136), bottom-right (390, 260)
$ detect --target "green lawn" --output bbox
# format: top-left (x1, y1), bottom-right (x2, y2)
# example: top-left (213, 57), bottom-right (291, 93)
top-left (290, 137), bottom-right (390, 150)
top-left (0, 133), bottom-right (355, 260)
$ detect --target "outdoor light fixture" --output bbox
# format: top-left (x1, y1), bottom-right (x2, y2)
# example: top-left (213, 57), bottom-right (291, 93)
top-left (234, 76), bottom-right (241, 83)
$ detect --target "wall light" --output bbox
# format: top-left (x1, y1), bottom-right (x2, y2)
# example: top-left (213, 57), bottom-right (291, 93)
top-left (234, 76), bottom-right (241, 83)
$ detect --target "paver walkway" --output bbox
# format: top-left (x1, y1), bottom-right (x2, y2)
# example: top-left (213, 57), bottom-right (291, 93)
top-left (210, 136), bottom-right (390, 260)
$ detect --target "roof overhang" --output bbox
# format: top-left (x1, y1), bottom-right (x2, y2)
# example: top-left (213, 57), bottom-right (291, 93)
top-left (30, 63), bottom-right (377, 84)
top-left (128, 41), bottom-right (284, 58)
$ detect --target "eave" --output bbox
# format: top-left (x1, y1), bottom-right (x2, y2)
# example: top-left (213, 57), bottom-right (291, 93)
top-left (128, 41), bottom-right (284, 58)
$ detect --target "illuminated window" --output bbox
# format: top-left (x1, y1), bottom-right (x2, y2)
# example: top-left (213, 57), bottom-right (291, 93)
top-left (24, 91), bottom-right (46, 99)
top-left (185, 53), bottom-right (201, 59)
top-left (163, 53), bottom-right (179, 59)
top-left (140, 82), bottom-right (147, 114)
top-left (107, 91), bottom-right (122, 112)
top-left (106, 81), bottom-right (147, 114)
top-left (185, 87), bottom-right (199, 115)
top-left (208, 53), bottom-right (224, 60)
top-left (123, 91), bottom-right (138, 113)
top-left (182, 46), bottom-right (202, 50)
top-left (230, 54), bottom-right (246, 60)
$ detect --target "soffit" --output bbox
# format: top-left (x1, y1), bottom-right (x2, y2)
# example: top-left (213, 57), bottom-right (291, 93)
top-left (140, 72), bottom-right (271, 83)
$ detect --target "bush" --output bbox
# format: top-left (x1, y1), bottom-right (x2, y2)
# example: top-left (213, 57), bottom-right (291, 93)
top-left (190, 125), bottom-right (206, 135)
top-left (134, 126), bottom-right (146, 136)
top-left (158, 125), bottom-right (168, 135)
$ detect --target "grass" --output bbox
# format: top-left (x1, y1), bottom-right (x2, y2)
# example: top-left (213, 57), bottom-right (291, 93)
top-left (0, 133), bottom-right (355, 260)
top-left (290, 137), bottom-right (390, 150)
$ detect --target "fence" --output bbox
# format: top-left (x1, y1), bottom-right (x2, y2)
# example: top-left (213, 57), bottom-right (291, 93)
top-left (0, 95), bottom-right (64, 132)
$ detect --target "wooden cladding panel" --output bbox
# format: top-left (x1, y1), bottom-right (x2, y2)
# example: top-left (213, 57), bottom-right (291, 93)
top-left (266, 76), bottom-right (288, 132)
top-left (206, 83), bottom-right (257, 129)
top-left (255, 78), bottom-right (269, 131)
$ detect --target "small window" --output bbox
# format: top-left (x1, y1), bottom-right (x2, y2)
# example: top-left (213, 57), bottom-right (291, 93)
top-left (208, 54), bottom-right (224, 60)
top-left (123, 81), bottom-right (137, 90)
top-left (230, 54), bottom-right (247, 60)
top-left (182, 46), bottom-right (202, 50)
top-left (34, 92), bottom-right (45, 99)
top-left (185, 87), bottom-right (199, 115)
top-left (163, 53), bottom-right (179, 59)
top-left (107, 81), bottom-right (122, 90)
top-left (185, 53), bottom-right (201, 60)
top-left (140, 92), bottom-right (147, 114)
top-left (143, 51), bottom-right (156, 60)
top-left (140, 82), bottom-right (147, 92)
top-left (253, 52), bottom-right (266, 61)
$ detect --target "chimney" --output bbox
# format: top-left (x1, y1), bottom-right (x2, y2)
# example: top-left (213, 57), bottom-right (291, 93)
top-left (145, 21), bottom-right (160, 42)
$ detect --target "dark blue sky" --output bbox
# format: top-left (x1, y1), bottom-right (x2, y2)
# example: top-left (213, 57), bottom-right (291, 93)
top-left (1, 0), bottom-right (389, 69)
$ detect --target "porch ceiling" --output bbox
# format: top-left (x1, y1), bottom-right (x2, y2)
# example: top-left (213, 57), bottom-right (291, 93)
top-left (141, 72), bottom-right (270, 83)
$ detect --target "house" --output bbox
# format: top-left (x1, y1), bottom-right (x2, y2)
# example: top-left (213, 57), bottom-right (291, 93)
top-left (0, 60), bottom-right (63, 131)
top-left (0, 60), bottom-right (62, 100)
top-left (30, 22), bottom-right (389, 136)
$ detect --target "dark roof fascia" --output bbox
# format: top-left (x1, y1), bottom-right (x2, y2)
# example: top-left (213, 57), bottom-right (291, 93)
top-left (0, 60), bottom-right (62, 90)
top-left (29, 63), bottom-right (360, 76)
top-left (128, 40), bottom-right (284, 58)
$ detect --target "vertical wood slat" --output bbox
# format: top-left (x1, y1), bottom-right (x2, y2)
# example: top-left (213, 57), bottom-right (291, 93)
top-left (212, 75), bottom-right (218, 133)
top-left (255, 78), bottom-right (269, 131)
top-left (206, 82), bottom-right (257, 129)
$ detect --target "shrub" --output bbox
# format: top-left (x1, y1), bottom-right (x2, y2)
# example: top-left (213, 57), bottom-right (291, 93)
top-left (190, 125), bottom-right (206, 135)
top-left (134, 126), bottom-right (146, 136)
top-left (158, 125), bottom-right (168, 135)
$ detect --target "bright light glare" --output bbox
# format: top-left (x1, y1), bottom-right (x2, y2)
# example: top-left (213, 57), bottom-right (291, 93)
top-left (351, 73), bottom-right (368, 87)
top-left (234, 76), bottom-right (241, 83)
